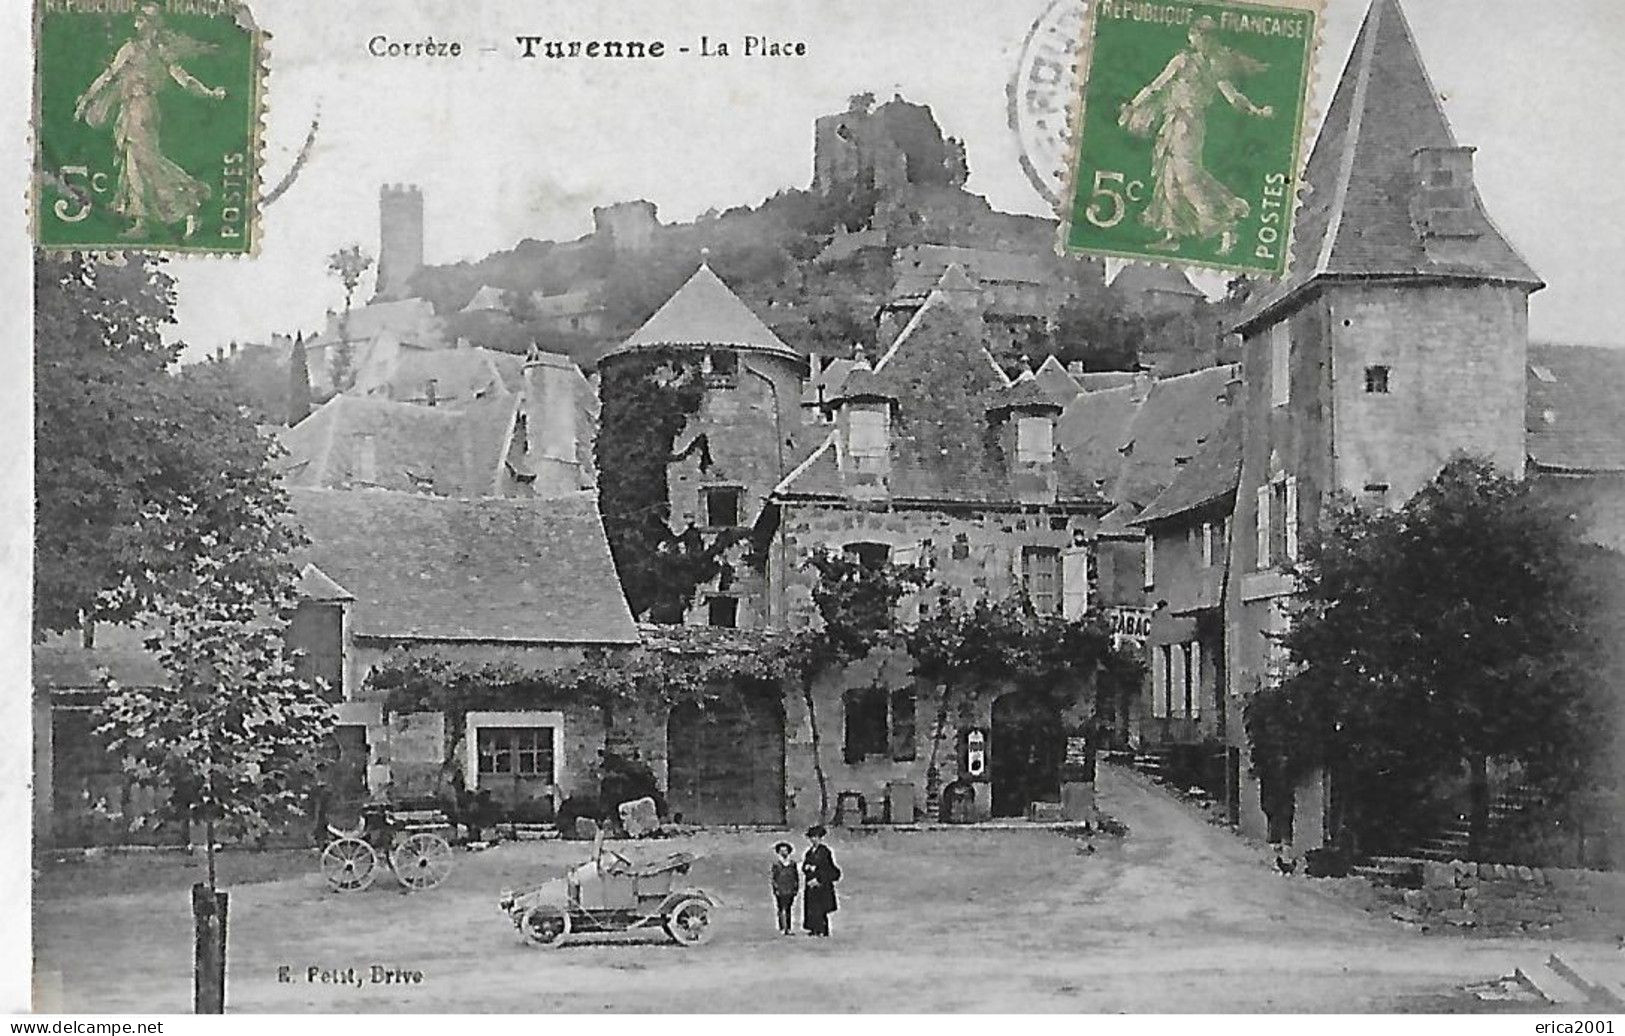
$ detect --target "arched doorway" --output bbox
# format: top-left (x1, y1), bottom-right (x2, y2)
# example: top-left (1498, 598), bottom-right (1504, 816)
top-left (991, 693), bottom-right (1064, 817)
top-left (667, 693), bottom-right (785, 825)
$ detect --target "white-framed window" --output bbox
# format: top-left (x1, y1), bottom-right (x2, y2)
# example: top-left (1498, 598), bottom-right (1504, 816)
top-left (848, 408), bottom-right (889, 473)
top-left (1016, 416), bottom-right (1055, 464)
top-left (465, 711), bottom-right (564, 793)
top-left (1143, 534), bottom-right (1156, 590)
top-left (1269, 322), bottom-right (1292, 407)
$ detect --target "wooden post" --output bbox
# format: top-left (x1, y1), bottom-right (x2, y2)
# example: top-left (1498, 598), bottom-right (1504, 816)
top-left (192, 883), bottom-right (228, 1014)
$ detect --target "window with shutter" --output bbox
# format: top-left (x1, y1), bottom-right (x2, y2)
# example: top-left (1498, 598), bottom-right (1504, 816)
top-left (848, 408), bottom-right (889, 473)
top-left (1022, 546), bottom-right (1061, 614)
top-left (1151, 647), bottom-right (1168, 718)
top-left (1270, 322), bottom-right (1291, 407)
top-left (1143, 535), bottom-right (1156, 589)
top-left (1200, 522), bottom-right (1214, 567)
top-left (1016, 416), bottom-right (1055, 464)
top-left (1284, 476), bottom-right (1300, 562)
top-left (1190, 641), bottom-right (1204, 718)
top-left (889, 689), bottom-right (916, 761)
top-left (1189, 646), bottom-right (1202, 717)
top-left (1256, 485), bottom-right (1271, 569)
top-left (1061, 547), bottom-right (1089, 619)
top-left (843, 688), bottom-right (889, 763)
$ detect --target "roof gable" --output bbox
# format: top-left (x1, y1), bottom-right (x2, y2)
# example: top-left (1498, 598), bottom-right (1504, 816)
top-left (605, 263), bottom-right (797, 361)
top-left (289, 489), bottom-right (638, 644)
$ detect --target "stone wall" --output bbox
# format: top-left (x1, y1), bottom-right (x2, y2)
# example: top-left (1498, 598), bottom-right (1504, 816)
top-left (772, 502), bottom-right (1089, 629)
top-left (1386, 859), bottom-right (1625, 938)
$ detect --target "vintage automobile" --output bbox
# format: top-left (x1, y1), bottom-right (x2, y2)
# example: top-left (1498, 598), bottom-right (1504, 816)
top-left (499, 831), bottom-right (716, 948)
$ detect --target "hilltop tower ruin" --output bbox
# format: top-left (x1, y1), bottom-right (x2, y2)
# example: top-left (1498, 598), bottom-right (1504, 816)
top-left (376, 184), bottom-right (424, 301)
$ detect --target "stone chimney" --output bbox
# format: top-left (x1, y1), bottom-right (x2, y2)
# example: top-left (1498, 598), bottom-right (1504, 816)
top-left (1410, 146), bottom-right (1481, 261)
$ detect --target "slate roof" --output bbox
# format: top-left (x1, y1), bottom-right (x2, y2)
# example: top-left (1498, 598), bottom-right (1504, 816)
top-left (1111, 263), bottom-right (1205, 298)
top-left (891, 244), bottom-right (1055, 300)
top-left (1240, 0), bottom-right (1541, 332)
top-left (1076, 371), bottom-right (1139, 393)
top-left (1055, 367), bottom-right (1237, 532)
top-left (288, 489), bottom-right (638, 644)
top-left (34, 627), bottom-right (166, 689)
top-left (276, 393), bottom-right (516, 498)
top-left (1526, 344), bottom-right (1625, 473)
top-left (601, 264), bottom-right (798, 361)
top-left (363, 346), bottom-right (524, 404)
top-left (1132, 406), bottom-right (1243, 525)
top-left (775, 272), bottom-right (1106, 508)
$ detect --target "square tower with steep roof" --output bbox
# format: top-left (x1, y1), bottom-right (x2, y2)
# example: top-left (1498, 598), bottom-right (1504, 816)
top-left (1225, 0), bottom-right (1545, 845)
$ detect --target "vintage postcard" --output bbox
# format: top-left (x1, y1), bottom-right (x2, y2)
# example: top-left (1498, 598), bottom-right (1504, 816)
top-left (8, 0), bottom-right (1625, 1021)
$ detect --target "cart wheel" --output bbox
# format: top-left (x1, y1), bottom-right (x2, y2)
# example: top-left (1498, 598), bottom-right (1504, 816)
top-left (320, 837), bottom-right (377, 892)
top-left (663, 897), bottom-right (714, 946)
top-left (518, 906), bottom-right (571, 948)
top-left (390, 832), bottom-right (454, 891)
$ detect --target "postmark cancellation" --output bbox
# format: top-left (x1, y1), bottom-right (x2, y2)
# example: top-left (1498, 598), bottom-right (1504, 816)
top-left (1061, 0), bottom-right (1322, 277)
top-left (34, 0), bottom-right (265, 254)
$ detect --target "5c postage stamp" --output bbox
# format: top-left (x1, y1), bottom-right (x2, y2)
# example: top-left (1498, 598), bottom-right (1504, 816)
top-left (1062, 0), bottom-right (1320, 276)
top-left (34, 0), bottom-right (264, 254)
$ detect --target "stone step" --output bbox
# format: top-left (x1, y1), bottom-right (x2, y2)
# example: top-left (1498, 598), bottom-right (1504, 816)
top-left (1548, 954), bottom-right (1625, 1009)
top-left (1514, 964), bottom-right (1590, 1006)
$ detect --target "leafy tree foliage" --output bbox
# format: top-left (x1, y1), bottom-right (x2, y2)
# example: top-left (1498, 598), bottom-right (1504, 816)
top-left (96, 495), bottom-right (331, 886)
top-left (325, 244), bottom-right (373, 391)
top-left (1246, 458), bottom-right (1625, 856)
top-left (34, 254), bottom-right (293, 635)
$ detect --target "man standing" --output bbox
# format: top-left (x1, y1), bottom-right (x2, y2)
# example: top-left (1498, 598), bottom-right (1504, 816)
top-left (801, 825), bottom-right (842, 937)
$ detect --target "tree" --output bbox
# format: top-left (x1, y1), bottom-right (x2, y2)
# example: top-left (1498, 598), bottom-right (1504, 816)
top-left (325, 245), bottom-right (373, 392)
top-left (96, 494), bottom-right (332, 1012)
top-left (1246, 457), bottom-right (1625, 857)
top-left (287, 332), bottom-right (312, 425)
top-left (34, 254), bottom-right (296, 636)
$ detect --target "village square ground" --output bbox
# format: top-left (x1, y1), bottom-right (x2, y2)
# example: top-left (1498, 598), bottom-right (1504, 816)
top-left (32, 767), bottom-right (1603, 1013)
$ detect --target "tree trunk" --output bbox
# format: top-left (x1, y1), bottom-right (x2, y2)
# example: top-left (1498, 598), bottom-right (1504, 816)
top-left (801, 678), bottom-right (829, 823)
top-left (1467, 753), bottom-right (1490, 861)
top-left (191, 883), bottom-right (227, 1014)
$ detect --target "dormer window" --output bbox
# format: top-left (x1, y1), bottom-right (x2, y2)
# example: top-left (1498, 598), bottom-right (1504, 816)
top-left (848, 407), bottom-right (889, 474)
top-left (705, 349), bottom-right (738, 387)
top-left (1016, 416), bottom-right (1055, 464)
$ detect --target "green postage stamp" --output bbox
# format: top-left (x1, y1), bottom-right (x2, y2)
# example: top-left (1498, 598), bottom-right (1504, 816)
top-left (34, 0), bottom-right (264, 253)
top-left (1063, 0), bottom-right (1320, 276)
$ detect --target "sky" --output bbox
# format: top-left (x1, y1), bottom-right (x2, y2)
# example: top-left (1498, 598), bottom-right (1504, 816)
top-left (165, 0), bottom-right (1625, 356)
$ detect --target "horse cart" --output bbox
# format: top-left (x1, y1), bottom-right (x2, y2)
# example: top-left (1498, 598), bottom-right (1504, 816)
top-left (499, 831), bottom-right (716, 948)
top-left (320, 802), bottom-right (456, 892)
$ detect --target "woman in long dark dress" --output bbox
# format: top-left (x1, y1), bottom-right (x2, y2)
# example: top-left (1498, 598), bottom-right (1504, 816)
top-left (801, 825), bottom-right (841, 937)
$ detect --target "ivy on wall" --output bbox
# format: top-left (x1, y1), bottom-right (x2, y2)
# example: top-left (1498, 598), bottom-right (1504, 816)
top-left (595, 349), bottom-right (748, 623)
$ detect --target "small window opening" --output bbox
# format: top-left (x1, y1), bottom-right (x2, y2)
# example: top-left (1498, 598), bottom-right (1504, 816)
top-left (1364, 365), bottom-right (1391, 394)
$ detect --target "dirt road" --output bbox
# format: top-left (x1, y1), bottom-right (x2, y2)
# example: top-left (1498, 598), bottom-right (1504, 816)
top-left (33, 765), bottom-right (1578, 1012)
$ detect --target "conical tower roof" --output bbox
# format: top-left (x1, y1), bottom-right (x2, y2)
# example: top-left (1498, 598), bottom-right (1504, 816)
top-left (602, 263), bottom-right (798, 361)
top-left (1243, 0), bottom-right (1541, 329)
